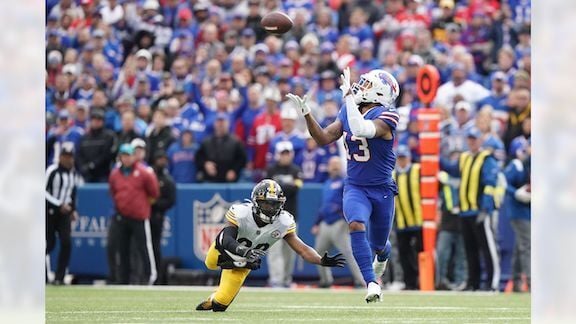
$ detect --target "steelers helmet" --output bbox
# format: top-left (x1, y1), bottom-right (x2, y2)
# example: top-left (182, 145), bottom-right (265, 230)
top-left (251, 179), bottom-right (286, 224)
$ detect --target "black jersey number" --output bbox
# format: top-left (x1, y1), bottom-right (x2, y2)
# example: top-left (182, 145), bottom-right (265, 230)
top-left (237, 238), bottom-right (270, 251)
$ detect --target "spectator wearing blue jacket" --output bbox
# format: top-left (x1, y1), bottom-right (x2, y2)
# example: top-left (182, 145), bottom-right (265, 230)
top-left (312, 156), bottom-right (364, 288)
top-left (46, 110), bottom-right (85, 166)
top-left (503, 142), bottom-right (531, 292)
top-left (477, 71), bottom-right (510, 115)
top-left (167, 129), bottom-right (198, 183)
top-left (441, 127), bottom-right (500, 291)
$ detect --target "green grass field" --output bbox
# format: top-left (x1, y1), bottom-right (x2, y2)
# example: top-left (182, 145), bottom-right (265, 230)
top-left (46, 286), bottom-right (530, 323)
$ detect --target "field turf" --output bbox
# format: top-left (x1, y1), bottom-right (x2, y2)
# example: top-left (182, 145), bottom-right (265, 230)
top-left (46, 285), bottom-right (530, 323)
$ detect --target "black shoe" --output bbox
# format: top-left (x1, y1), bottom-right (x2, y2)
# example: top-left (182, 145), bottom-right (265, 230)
top-left (195, 300), bottom-right (213, 311)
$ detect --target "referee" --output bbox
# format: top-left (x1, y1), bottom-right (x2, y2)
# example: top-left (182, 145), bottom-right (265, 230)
top-left (46, 142), bottom-right (79, 285)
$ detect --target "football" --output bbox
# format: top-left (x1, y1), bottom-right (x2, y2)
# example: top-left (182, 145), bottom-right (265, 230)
top-left (260, 11), bottom-right (294, 35)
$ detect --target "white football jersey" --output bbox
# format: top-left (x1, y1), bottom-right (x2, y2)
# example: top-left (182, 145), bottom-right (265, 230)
top-left (225, 202), bottom-right (296, 252)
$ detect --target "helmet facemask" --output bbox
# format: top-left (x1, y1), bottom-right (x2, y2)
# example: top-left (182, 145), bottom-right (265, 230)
top-left (351, 76), bottom-right (374, 105)
top-left (253, 199), bottom-right (285, 224)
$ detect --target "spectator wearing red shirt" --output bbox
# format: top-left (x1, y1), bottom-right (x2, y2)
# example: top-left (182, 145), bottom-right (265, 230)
top-left (107, 144), bottom-right (160, 285)
top-left (247, 88), bottom-right (282, 181)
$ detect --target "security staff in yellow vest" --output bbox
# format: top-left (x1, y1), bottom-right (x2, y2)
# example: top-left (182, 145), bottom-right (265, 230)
top-left (392, 145), bottom-right (423, 290)
top-left (441, 127), bottom-right (500, 291)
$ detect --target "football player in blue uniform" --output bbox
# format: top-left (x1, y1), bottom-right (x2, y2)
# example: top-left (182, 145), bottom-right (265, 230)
top-left (287, 67), bottom-right (400, 302)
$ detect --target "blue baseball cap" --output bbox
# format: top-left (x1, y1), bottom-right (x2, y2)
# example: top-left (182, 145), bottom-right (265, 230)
top-left (118, 143), bottom-right (135, 155)
top-left (467, 127), bottom-right (482, 139)
top-left (396, 145), bottom-right (411, 157)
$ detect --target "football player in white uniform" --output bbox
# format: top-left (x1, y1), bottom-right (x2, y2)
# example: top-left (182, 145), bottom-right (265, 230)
top-left (196, 179), bottom-right (346, 312)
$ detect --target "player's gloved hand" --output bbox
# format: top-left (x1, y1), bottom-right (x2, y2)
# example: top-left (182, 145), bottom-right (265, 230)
top-left (245, 259), bottom-right (262, 270)
top-left (476, 211), bottom-right (489, 225)
top-left (285, 93), bottom-right (311, 116)
top-left (235, 246), bottom-right (266, 262)
top-left (339, 66), bottom-right (352, 97)
top-left (320, 252), bottom-right (346, 267)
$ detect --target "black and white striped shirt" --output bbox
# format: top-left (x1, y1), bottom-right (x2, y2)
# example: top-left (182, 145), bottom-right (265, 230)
top-left (45, 164), bottom-right (80, 214)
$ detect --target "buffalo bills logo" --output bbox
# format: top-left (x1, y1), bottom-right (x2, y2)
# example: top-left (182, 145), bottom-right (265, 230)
top-left (378, 72), bottom-right (397, 93)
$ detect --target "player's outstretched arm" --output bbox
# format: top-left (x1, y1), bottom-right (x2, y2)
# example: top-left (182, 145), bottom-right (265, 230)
top-left (284, 232), bottom-right (346, 267)
top-left (286, 93), bottom-right (343, 146)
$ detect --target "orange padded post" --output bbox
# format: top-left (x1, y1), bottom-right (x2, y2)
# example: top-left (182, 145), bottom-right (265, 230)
top-left (416, 65), bottom-right (441, 292)
top-left (418, 251), bottom-right (435, 291)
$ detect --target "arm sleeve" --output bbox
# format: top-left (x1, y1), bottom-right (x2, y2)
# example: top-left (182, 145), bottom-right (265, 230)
top-left (480, 157), bottom-right (499, 213)
top-left (345, 95), bottom-right (376, 138)
top-left (215, 225), bottom-right (242, 253)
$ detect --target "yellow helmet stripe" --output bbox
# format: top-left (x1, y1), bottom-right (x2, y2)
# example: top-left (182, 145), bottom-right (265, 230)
top-left (268, 180), bottom-right (276, 196)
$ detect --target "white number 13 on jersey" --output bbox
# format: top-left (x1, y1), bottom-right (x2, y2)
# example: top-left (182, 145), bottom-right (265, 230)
top-left (343, 131), bottom-right (370, 162)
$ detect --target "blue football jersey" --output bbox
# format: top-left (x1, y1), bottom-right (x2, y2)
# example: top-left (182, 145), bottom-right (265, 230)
top-left (337, 104), bottom-right (399, 187)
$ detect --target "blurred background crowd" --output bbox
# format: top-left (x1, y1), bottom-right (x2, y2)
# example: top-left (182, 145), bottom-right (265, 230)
top-left (45, 0), bottom-right (531, 183)
top-left (45, 0), bottom-right (531, 291)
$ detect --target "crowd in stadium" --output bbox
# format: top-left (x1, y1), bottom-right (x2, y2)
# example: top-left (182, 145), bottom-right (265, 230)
top-left (45, 0), bottom-right (531, 291)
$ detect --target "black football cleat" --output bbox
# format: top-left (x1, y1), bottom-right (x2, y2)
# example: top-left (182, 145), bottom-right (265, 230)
top-left (195, 300), bottom-right (213, 311)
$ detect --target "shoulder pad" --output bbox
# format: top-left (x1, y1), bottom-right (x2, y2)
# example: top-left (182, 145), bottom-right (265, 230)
top-left (229, 203), bottom-right (252, 221)
top-left (278, 210), bottom-right (295, 226)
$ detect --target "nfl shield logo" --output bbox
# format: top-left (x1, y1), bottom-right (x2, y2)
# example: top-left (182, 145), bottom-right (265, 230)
top-left (193, 194), bottom-right (240, 260)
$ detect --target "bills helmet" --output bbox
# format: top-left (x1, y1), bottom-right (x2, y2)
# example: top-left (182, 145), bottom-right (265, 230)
top-left (251, 179), bottom-right (286, 224)
top-left (351, 69), bottom-right (400, 106)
